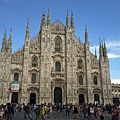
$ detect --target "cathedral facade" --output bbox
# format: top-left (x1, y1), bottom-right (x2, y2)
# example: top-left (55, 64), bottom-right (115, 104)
top-left (0, 10), bottom-right (113, 104)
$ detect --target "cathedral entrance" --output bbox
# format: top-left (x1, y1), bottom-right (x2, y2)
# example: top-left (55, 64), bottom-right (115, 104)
top-left (94, 94), bottom-right (99, 104)
top-left (79, 94), bottom-right (84, 104)
top-left (54, 87), bottom-right (62, 104)
top-left (30, 93), bottom-right (36, 104)
top-left (11, 93), bottom-right (18, 103)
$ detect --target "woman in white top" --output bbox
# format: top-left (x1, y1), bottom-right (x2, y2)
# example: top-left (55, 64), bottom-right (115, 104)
top-left (90, 105), bottom-right (95, 120)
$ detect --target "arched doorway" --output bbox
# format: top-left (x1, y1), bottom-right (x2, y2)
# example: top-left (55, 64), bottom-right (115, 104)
top-left (11, 93), bottom-right (18, 103)
top-left (54, 87), bottom-right (62, 104)
top-left (79, 94), bottom-right (84, 104)
top-left (30, 93), bottom-right (36, 104)
top-left (94, 94), bottom-right (99, 104)
top-left (113, 97), bottom-right (119, 104)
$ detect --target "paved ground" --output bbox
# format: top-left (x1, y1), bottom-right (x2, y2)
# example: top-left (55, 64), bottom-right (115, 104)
top-left (12, 110), bottom-right (119, 120)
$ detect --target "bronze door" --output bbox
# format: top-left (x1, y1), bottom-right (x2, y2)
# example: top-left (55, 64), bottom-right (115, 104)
top-left (30, 93), bottom-right (36, 104)
top-left (79, 94), bottom-right (84, 104)
top-left (54, 87), bottom-right (62, 104)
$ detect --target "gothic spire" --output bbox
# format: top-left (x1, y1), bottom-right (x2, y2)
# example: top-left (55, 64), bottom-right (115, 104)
top-left (71, 11), bottom-right (74, 28)
top-left (85, 24), bottom-right (88, 42)
top-left (8, 28), bottom-right (12, 54)
top-left (25, 18), bottom-right (30, 38)
top-left (41, 8), bottom-right (46, 25)
top-left (25, 18), bottom-right (30, 46)
top-left (1, 28), bottom-right (7, 52)
top-left (103, 39), bottom-right (107, 58)
top-left (99, 38), bottom-right (103, 58)
top-left (95, 47), bottom-right (97, 58)
top-left (47, 8), bottom-right (50, 26)
top-left (66, 10), bottom-right (69, 27)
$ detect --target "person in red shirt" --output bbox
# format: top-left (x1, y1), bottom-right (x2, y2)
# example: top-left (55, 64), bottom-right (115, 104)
top-left (111, 105), bottom-right (119, 120)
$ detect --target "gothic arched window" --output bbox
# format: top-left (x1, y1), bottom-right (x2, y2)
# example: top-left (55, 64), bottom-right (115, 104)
top-left (94, 76), bottom-right (97, 85)
top-left (55, 61), bottom-right (61, 71)
top-left (32, 55), bottom-right (38, 67)
top-left (31, 73), bottom-right (36, 83)
top-left (14, 73), bottom-right (19, 81)
top-left (79, 75), bottom-right (83, 85)
top-left (55, 37), bottom-right (61, 52)
top-left (78, 59), bottom-right (83, 69)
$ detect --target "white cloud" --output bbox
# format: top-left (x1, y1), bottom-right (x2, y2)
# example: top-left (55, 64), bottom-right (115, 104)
top-left (106, 41), bottom-right (120, 58)
top-left (107, 53), bottom-right (120, 58)
top-left (90, 40), bottom-right (120, 59)
top-left (4, 0), bottom-right (10, 1)
top-left (111, 79), bottom-right (120, 84)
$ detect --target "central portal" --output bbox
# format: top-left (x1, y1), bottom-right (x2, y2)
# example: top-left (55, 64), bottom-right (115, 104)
top-left (54, 87), bottom-right (62, 104)
top-left (30, 93), bottom-right (36, 104)
top-left (79, 94), bottom-right (84, 104)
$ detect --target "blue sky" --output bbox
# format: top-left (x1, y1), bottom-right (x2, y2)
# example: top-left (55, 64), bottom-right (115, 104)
top-left (0, 0), bottom-right (120, 83)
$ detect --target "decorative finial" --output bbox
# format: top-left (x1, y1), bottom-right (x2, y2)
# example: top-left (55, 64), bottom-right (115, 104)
top-left (43, 7), bottom-right (45, 14)
top-left (85, 24), bottom-right (87, 32)
top-left (104, 38), bottom-right (105, 44)
top-left (27, 18), bottom-right (29, 26)
top-left (5, 28), bottom-right (6, 32)
top-left (95, 47), bottom-right (97, 58)
top-left (10, 28), bottom-right (12, 33)
top-left (71, 11), bottom-right (74, 28)
top-left (71, 11), bottom-right (73, 17)
top-left (48, 7), bottom-right (50, 13)
top-left (67, 10), bottom-right (68, 16)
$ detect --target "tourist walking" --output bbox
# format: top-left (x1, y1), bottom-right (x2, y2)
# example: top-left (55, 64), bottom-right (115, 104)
top-left (82, 104), bottom-right (87, 119)
top-left (73, 105), bottom-right (79, 119)
top-left (41, 104), bottom-right (45, 120)
top-left (24, 103), bottom-right (32, 120)
top-left (111, 105), bottom-right (119, 120)
top-left (97, 106), bottom-right (101, 119)
top-left (35, 105), bottom-right (41, 120)
top-left (66, 104), bottom-right (70, 116)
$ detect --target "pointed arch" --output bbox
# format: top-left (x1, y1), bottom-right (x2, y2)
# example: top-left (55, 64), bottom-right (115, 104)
top-left (31, 73), bottom-right (36, 83)
top-left (78, 59), bottom-right (83, 69)
top-left (55, 36), bottom-right (62, 52)
top-left (94, 76), bottom-right (97, 85)
top-left (31, 55), bottom-right (38, 67)
top-left (55, 61), bottom-right (61, 71)
top-left (79, 75), bottom-right (83, 85)
top-left (14, 73), bottom-right (19, 81)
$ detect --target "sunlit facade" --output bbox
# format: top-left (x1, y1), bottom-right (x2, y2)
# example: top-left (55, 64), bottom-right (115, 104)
top-left (0, 10), bottom-right (114, 104)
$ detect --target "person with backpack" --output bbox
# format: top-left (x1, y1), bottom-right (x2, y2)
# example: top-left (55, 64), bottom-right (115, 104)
top-left (82, 104), bottom-right (87, 119)
top-left (24, 103), bottom-right (32, 120)
top-left (35, 105), bottom-right (41, 120)
top-left (66, 104), bottom-right (70, 116)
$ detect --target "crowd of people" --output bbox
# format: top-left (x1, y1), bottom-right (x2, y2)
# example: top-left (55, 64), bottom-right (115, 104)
top-left (0, 102), bottom-right (119, 120)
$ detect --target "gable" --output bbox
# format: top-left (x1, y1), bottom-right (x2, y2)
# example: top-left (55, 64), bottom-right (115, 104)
top-left (51, 19), bottom-right (65, 31)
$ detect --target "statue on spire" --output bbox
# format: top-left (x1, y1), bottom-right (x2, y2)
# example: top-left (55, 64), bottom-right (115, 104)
top-left (47, 8), bottom-right (50, 26)
top-left (71, 11), bottom-right (74, 28)
top-left (1, 28), bottom-right (7, 52)
top-left (95, 47), bottom-right (97, 58)
top-left (85, 24), bottom-right (88, 42)
top-left (8, 28), bottom-right (12, 54)
top-left (66, 10), bottom-right (69, 27)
